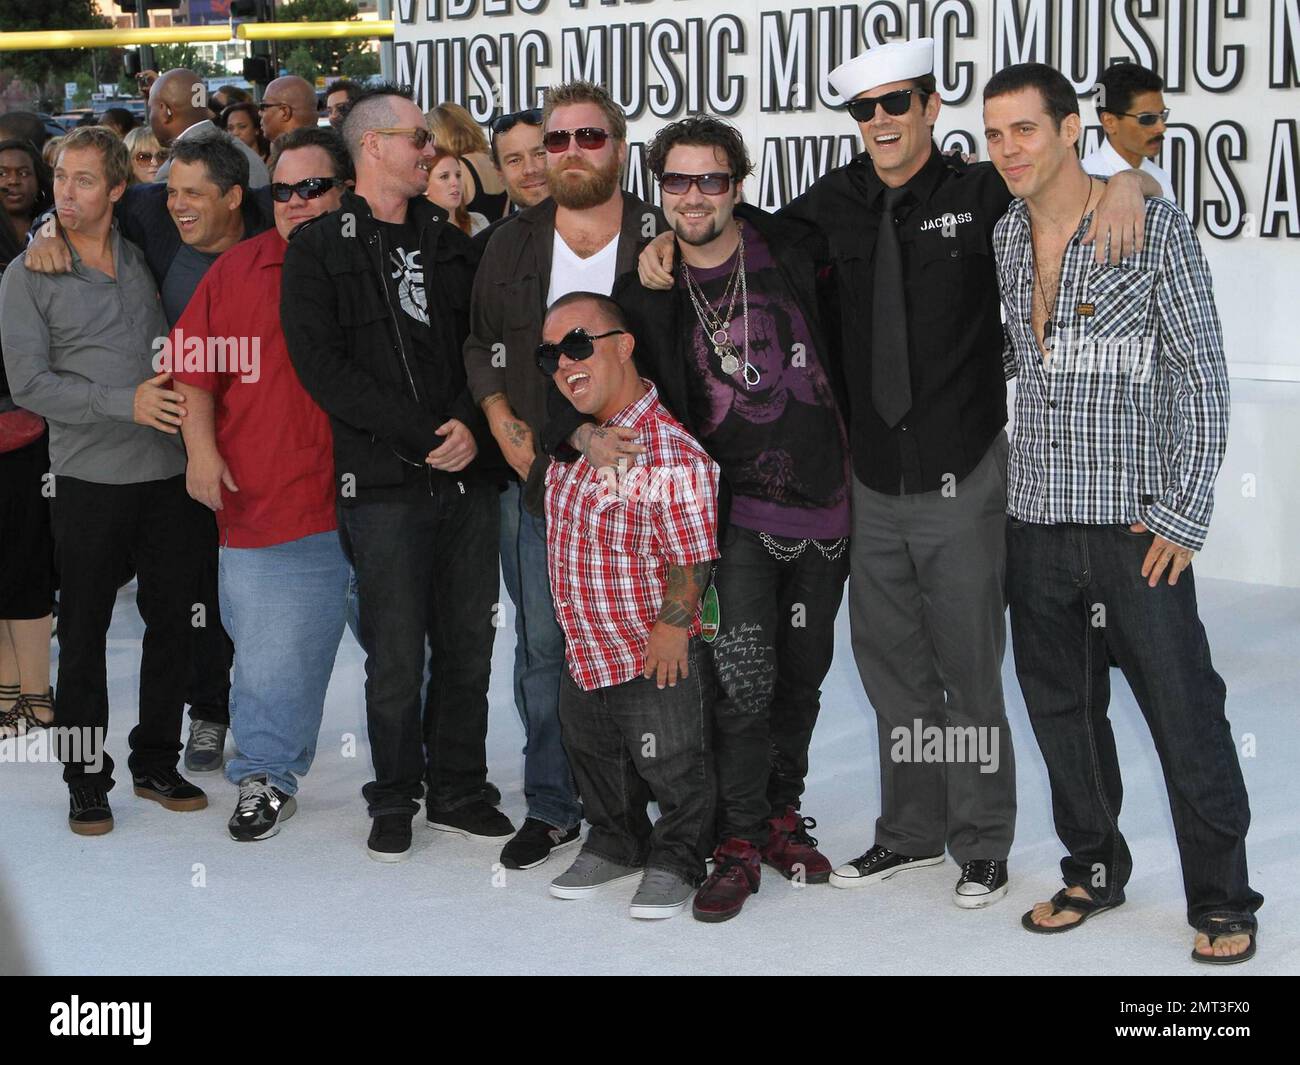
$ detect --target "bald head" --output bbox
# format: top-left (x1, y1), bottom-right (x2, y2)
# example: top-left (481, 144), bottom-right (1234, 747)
top-left (261, 76), bottom-right (318, 143)
top-left (149, 68), bottom-right (211, 145)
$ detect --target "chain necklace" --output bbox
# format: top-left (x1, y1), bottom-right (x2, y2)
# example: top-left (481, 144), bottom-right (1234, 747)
top-left (681, 224), bottom-right (759, 388)
top-left (1030, 175), bottom-right (1096, 354)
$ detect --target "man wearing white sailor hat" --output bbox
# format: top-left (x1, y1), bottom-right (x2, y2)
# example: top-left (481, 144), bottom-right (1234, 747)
top-left (779, 37), bottom-right (1162, 910)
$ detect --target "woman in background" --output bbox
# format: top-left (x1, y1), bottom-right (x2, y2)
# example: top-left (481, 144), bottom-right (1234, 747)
top-left (426, 102), bottom-right (509, 221)
top-left (425, 146), bottom-right (489, 237)
top-left (220, 102), bottom-right (270, 164)
top-left (123, 126), bottom-right (168, 185)
top-left (0, 138), bottom-right (55, 737)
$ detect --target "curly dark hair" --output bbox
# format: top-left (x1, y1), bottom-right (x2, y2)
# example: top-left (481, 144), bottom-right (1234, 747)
top-left (645, 115), bottom-right (753, 181)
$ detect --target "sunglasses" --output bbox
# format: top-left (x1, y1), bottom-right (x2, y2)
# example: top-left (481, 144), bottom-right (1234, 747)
top-left (492, 107), bottom-right (543, 136)
top-left (659, 171), bottom-right (734, 196)
top-left (535, 328), bottom-right (627, 376)
top-left (270, 177), bottom-right (343, 203)
top-left (256, 101), bottom-right (291, 114)
top-left (846, 88), bottom-right (926, 123)
top-left (133, 150), bottom-right (169, 165)
top-left (543, 127), bottom-right (610, 153)
top-left (371, 127), bottom-right (432, 149)
top-left (1119, 109), bottom-right (1170, 126)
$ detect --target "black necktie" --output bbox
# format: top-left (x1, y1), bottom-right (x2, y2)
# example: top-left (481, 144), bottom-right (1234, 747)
top-left (872, 185), bottom-right (912, 428)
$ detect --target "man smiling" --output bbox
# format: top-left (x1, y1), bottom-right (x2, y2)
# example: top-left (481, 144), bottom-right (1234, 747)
top-left (541, 291), bottom-right (719, 920)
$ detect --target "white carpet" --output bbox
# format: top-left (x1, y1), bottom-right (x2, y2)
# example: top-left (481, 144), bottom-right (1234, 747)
top-left (0, 574), bottom-right (1294, 975)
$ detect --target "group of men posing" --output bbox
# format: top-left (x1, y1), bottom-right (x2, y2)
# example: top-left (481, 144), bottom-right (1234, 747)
top-left (0, 39), bottom-right (1260, 963)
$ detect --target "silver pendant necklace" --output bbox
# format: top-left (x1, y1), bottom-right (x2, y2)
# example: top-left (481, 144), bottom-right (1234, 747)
top-left (682, 225), bottom-right (757, 387)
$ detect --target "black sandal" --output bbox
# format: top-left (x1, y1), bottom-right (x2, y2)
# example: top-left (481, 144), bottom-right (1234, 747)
top-left (1021, 888), bottom-right (1123, 934)
top-left (1191, 917), bottom-right (1257, 965)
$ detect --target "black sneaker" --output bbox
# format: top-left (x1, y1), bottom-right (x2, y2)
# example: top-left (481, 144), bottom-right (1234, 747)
top-left (229, 776), bottom-right (297, 842)
top-left (483, 781), bottom-right (502, 806)
top-left (427, 799), bottom-right (515, 841)
top-left (499, 817), bottom-right (581, 870)
top-left (367, 812), bottom-right (413, 862)
top-left (68, 784), bottom-right (113, 836)
top-left (132, 767), bottom-right (208, 812)
top-left (828, 844), bottom-right (945, 888)
top-left (183, 718), bottom-right (227, 773)
top-left (954, 858), bottom-right (1009, 908)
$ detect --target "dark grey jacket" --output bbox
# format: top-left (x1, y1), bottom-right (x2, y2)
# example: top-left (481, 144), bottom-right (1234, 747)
top-left (462, 192), bottom-right (666, 512)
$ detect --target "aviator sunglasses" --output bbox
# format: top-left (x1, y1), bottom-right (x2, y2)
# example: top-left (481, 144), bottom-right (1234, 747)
top-left (542, 127), bottom-right (611, 153)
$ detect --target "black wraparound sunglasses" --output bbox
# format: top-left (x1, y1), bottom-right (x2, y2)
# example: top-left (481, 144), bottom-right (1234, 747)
top-left (536, 328), bottom-right (627, 376)
top-left (269, 177), bottom-right (344, 203)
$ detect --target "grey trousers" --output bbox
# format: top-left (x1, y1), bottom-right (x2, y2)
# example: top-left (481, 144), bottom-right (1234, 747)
top-left (848, 432), bottom-right (1016, 862)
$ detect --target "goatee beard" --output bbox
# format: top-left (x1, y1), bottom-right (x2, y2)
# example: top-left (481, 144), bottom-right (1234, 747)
top-left (548, 157), bottom-right (621, 209)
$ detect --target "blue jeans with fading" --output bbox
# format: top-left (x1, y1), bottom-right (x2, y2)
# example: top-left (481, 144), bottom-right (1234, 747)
top-left (221, 530), bottom-right (350, 796)
top-left (498, 481), bottom-right (581, 830)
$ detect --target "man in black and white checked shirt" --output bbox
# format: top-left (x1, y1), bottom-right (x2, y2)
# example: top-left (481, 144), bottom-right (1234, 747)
top-left (984, 63), bottom-right (1262, 965)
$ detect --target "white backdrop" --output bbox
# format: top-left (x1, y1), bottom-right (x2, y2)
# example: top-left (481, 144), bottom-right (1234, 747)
top-left (395, 2), bottom-right (1300, 585)
top-left (394, 0), bottom-right (1300, 382)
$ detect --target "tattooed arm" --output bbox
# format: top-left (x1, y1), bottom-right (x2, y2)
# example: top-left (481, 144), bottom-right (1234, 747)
top-left (644, 561), bottom-right (711, 688)
top-left (480, 390), bottom-right (535, 481)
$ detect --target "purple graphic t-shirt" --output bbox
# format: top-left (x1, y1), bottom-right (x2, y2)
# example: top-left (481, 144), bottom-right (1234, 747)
top-left (680, 225), bottom-right (849, 539)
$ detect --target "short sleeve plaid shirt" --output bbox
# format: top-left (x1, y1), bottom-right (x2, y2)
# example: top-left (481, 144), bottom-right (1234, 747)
top-left (993, 194), bottom-right (1230, 552)
top-left (545, 382), bottom-right (721, 691)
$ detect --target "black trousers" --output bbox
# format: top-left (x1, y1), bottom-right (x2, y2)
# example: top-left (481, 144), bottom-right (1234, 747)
top-left (336, 477), bottom-right (500, 817)
top-left (52, 474), bottom-right (209, 789)
top-left (709, 525), bottom-right (849, 845)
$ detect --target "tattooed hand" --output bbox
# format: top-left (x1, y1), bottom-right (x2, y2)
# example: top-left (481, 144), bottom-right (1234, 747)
top-left (644, 561), bottom-right (711, 688)
top-left (573, 423), bottom-right (644, 468)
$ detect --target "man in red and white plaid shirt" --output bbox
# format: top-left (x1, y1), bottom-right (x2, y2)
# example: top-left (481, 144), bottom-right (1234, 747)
top-left (540, 290), bottom-right (720, 921)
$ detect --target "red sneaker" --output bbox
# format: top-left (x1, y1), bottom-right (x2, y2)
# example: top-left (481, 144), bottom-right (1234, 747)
top-left (693, 838), bottom-right (761, 923)
top-left (761, 807), bottom-right (833, 884)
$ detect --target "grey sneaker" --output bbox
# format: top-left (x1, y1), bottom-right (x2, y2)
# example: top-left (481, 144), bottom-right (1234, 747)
top-left (629, 868), bottom-right (695, 920)
top-left (184, 719), bottom-right (226, 773)
top-left (549, 850), bottom-right (643, 899)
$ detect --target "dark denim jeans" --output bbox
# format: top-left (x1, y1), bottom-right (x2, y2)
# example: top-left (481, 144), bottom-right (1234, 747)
top-left (709, 525), bottom-right (849, 845)
top-left (337, 477), bottom-right (499, 817)
top-left (558, 639), bottom-right (716, 884)
top-left (1007, 520), bottom-right (1263, 929)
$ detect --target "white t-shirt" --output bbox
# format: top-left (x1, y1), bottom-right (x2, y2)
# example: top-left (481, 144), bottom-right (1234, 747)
top-left (547, 230), bottom-right (621, 306)
top-left (1081, 137), bottom-right (1176, 203)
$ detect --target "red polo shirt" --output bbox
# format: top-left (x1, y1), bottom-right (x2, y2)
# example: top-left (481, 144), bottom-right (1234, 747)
top-left (171, 228), bottom-right (335, 549)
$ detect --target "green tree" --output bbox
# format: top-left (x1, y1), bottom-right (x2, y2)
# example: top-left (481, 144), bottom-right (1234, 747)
top-left (151, 44), bottom-right (221, 80)
top-left (0, 0), bottom-right (109, 105)
top-left (339, 50), bottom-right (380, 80)
top-left (275, 0), bottom-right (369, 76)
top-left (284, 46), bottom-right (320, 84)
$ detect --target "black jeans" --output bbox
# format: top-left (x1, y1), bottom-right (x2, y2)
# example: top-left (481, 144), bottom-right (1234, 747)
top-left (558, 638), bottom-right (715, 884)
top-left (111, 509), bottom-right (232, 727)
top-left (1007, 520), bottom-right (1263, 929)
top-left (52, 475), bottom-right (209, 789)
top-left (709, 525), bottom-right (849, 845)
top-left (337, 477), bottom-right (499, 817)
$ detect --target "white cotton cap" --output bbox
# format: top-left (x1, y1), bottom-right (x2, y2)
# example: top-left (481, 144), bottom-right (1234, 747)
top-left (829, 38), bottom-right (936, 101)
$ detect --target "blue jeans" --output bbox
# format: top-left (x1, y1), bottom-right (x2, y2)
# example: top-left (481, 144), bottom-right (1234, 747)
top-left (339, 478), bottom-right (499, 817)
top-left (499, 481), bottom-right (581, 830)
top-left (221, 531), bottom-right (350, 796)
top-left (1007, 521), bottom-right (1263, 929)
